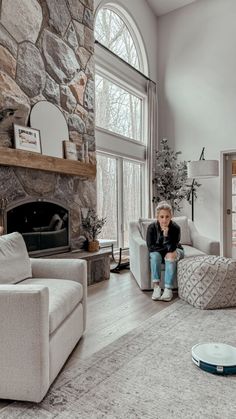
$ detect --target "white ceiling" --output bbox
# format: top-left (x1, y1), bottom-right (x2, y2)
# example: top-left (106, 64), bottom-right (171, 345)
top-left (146, 0), bottom-right (196, 16)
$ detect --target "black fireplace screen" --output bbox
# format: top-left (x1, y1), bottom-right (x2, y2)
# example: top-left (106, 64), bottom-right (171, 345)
top-left (7, 201), bottom-right (69, 255)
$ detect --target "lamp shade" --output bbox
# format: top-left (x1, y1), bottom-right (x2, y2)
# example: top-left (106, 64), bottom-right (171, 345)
top-left (187, 160), bottom-right (219, 179)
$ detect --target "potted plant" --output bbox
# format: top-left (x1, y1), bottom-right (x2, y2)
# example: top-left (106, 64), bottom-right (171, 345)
top-left (152, 138), bottom-right (200, 213)
top-left (81, 209), bottom-right (106, 252)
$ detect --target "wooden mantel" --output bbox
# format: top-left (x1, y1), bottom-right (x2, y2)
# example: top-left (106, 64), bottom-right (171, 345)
top-left (0, 147), bottom-right (96, 178)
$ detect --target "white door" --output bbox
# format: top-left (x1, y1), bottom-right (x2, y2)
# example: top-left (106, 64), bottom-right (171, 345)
top-left (223, 153), bottom-right (236, 258)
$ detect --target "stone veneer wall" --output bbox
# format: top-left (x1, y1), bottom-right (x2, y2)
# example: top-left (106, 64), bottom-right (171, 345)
top-left (0, 0), bottom-right (96, 249)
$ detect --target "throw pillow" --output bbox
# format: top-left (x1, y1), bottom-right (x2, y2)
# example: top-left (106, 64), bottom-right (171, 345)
top-left (172, 216), bottom-right (192, 245)
top-left (138, 218), bottom-right (155, 240)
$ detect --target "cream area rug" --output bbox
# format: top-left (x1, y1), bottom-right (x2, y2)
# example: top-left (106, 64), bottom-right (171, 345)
top-left (1, 300), bottom-right (236, 419)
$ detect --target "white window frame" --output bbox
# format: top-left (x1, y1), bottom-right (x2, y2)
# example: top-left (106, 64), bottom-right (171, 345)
top-left (95, 3), bottom-right (149, 248)
top-left (95, 67), bottom-right (146, 144)
top-left (95, 2), bottom-right (149, 76)
top-left (95, 53), bottom-right (148, 159)
top-left (97, 150), bottom-right (146, 248)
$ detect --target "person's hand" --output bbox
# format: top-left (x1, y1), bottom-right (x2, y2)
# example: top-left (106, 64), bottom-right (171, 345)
top-left (162, 227), bottom-right (168, 237)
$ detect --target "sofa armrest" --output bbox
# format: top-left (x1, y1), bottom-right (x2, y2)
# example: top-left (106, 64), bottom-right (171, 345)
top-left (191, 233), bottom-right (220, 255)
top-left (30, 258), bottom-right (87, 284)
top-left (0, 284), bottom-right (49, 402)
top-left (129, 222), bottom-right (151, 290)
top-left (30, 258), bottom-right (87, 330)
top-left (188, 220), bottom-right (220, 255)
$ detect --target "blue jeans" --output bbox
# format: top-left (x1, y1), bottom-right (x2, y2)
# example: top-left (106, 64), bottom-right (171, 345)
top-left (149, 249), bottom-right (184, 289)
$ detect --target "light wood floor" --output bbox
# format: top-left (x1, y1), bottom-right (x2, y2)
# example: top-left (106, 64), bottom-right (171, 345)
top-left (0, 270), bottom-right (178, 410)
top-left (68, 269), bottom-right (178, 363)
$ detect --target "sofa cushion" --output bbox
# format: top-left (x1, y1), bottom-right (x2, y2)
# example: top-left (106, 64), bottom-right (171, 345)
top-left (21, 278), bottom-right (83, 334)
top-left (0, 232), bottom-right (32, 284)
top-left (182, 245), bottom-right (206, 258)
top-left (138, 216), bottom-right (192, 245)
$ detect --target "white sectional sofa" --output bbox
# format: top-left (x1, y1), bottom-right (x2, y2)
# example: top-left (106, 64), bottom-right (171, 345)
top-left (129, 216), bottom-right (220, 290)
top-left (0, 232), bottom-right (87, 402)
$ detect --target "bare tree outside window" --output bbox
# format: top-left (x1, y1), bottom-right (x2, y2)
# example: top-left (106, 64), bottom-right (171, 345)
top-left (123, 160), bottom-right (142, 247)
top-left (95, 8), bottom-right (140, 71)
top-left (95, 7), bottom-right (146, 247)
top-left (97, 154), bottom-right (118, 243)
top-left (97, 154), bottom-right (143, 248)
top-left (95, 74), bottom-right (141, 141)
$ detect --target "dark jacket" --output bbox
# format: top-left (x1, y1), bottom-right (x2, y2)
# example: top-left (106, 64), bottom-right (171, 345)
top-left (146, 220), bottom-right (183, 254)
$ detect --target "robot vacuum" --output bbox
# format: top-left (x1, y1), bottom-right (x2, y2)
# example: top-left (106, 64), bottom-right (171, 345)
top-left (192, 343), bottom-right (236, 375)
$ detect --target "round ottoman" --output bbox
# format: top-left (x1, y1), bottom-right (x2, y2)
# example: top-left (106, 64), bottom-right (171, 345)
top-left (177, 255), bottom-right (236, 309)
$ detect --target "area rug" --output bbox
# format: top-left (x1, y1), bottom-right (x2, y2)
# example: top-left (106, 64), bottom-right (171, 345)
top-left (1, 300), bottom-right (236, 419)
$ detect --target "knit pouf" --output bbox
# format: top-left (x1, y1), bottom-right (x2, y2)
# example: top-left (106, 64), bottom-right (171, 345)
top-left (177, 255), bottom-right (236, 309)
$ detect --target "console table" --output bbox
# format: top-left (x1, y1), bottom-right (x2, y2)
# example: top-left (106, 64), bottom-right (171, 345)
top-left (46, 248), bottom-right (112, 286)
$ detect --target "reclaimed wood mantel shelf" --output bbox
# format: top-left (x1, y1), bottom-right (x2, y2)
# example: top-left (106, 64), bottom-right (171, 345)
top-left (0, 147), bottom-right (96, 178)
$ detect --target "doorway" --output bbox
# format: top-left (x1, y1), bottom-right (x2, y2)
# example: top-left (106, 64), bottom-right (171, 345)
top-left (221, 151), bottom-right (236, 258)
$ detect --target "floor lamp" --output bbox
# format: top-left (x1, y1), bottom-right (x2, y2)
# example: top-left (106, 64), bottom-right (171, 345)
top-left (187, 147), bottom-right (219, 221)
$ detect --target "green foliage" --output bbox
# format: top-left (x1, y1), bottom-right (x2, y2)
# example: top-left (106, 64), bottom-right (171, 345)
top-left (81, 209), bottom-right (106, 241)
top-left (152, 139), bottom-right (200, 213)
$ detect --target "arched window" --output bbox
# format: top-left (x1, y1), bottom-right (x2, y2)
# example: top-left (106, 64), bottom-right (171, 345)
top-left (95, 7), bottom-right (140, 71)
top-left (95, 4), bottom-right (149, 249)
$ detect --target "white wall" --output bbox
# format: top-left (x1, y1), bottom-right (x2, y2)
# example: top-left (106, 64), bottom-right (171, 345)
top-left (156, 0), bottom-right (236, 240)
top-left (94, 0), bottom-right (159, 83)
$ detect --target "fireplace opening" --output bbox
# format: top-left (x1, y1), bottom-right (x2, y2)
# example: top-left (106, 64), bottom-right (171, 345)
top-left (6, 200), bottom-right (70, 256)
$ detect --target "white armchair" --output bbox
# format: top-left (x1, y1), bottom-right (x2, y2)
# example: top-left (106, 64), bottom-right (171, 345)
top-left (129, 216), bottom-right (220, 290)
top-left (0, 232), bottom-right (87, 402)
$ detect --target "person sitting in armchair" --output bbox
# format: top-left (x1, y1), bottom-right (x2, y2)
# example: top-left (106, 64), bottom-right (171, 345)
top-left (146, 201), bottom-right (184, 301)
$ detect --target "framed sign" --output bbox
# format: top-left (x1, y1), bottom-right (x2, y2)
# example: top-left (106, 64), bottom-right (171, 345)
top-left (14, 124), bottom-right (42, 154)
top-left (63, 140), bottom-right (78, 161)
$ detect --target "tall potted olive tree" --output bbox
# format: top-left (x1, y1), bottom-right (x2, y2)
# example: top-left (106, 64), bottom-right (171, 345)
top-left (152, 139), bottom-right (200, 213)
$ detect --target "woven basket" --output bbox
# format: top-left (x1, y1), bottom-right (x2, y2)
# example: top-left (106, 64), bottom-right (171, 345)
top-left (88, 240), bottom-right (99, 252)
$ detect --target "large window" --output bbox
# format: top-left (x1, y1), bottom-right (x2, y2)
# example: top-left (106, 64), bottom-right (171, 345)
top-left (95, 74), bottom-right (142, 141)
top-left (97, 153), bottom-right (144, 248)
top-left (95, 4), bottom-right (148, 249)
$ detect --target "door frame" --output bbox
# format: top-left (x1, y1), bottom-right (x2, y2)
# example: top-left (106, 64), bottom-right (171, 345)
top-left (220, 149), bottom-right (236, 257)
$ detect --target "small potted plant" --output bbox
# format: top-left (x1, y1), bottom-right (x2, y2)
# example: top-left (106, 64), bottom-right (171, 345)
top-left (81, 208), bottom-right (106, 252)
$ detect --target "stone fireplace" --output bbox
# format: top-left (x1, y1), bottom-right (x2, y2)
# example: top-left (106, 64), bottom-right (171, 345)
top-left (0, 165), bottom-right (96, 251)
top-left (0, 0), bottom-right (96, 250)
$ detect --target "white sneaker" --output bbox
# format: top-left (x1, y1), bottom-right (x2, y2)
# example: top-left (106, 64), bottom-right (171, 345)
top-left (160, 288), bottom-right (173, 301)
top-left (152, 286), bottom-right (162, 300)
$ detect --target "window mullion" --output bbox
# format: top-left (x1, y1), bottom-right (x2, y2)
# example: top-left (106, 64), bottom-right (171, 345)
top-left (117, 158), bottom-right (124, 248)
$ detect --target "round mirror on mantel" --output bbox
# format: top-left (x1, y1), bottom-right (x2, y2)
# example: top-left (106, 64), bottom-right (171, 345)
top-left (30, 101), bottom-right (69, 158)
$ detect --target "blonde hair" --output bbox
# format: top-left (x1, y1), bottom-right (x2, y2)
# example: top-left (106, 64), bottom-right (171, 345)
top-left (155, 201), bottom-right (173, 217)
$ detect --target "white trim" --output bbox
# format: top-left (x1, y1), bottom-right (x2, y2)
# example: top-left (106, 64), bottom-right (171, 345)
top-left (95, 44), bottom-right (147, 94)
top-left (220, 150), bottom-right (236, 257)
top-left (118, 158), bottom-right (123, 247)
top-left (95, 64), bottom-right (148, 144)
top-left (96, 127), bottom-right (146, 161)
top-left (96, 125), bottom-right (145, 147)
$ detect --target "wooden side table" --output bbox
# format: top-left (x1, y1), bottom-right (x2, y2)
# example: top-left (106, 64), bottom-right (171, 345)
top-left (46, 248), bottom-right (112, 286)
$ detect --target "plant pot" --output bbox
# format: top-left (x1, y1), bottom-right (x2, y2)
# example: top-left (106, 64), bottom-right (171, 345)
top-left (88, 240), bottom-right (99, 252)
